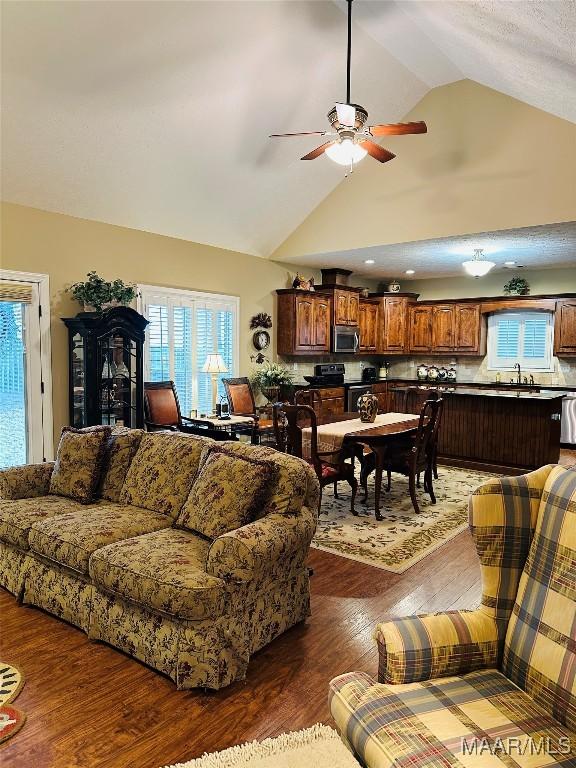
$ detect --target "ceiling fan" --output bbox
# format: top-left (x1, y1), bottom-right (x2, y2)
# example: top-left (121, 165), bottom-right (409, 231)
top-left (270, 0), bottom-right (427, 169)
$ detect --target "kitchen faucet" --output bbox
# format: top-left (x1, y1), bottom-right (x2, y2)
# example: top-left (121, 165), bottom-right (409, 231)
top-left (514, 362), bottom-right (521, 385)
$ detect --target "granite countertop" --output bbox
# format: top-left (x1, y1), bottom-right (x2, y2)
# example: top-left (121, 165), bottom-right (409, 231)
top-left (438, 388), bottom-right (568, 400)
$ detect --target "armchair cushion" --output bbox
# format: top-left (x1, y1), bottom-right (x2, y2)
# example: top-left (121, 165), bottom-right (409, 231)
top-left (49, 426), bottom-right (111, 504)
top-left (329, 668), bottom-right (575, 768)
top-left (176, 446), bottom-right (276, 539)
top-left (120, 432), bottom-right (209, 517)
top-left (0, 495), bottom-right (94, 550)
top-left (375, 610), bottom-right (500, 685)
top-left (98, 427), bottom-right (143, 502)
top-left (90, 528), bottom-right (225, 620)
top-left (0, 462), bottom-right (54, 500)
top-left (502, 465), bottom-right (576, 730)
top-left (28, 503), bottom-right (171, 575)
top-left (207, 507), bottom-right (316, 583)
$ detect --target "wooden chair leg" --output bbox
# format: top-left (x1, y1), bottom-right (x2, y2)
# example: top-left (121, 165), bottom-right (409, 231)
top-left (386, 470), bottom-right (392, 492)
top-left (408, 471), bottom-right (421, 514)
top-left (417, 473), bottom-right (421, 488)
top-left (348, 473), bottom-right (358, 515)
top-left (333, 480), bottom-right (339, 498)
top-left (425, 466), bottom-right (436, 504)
top-left (359, 457), bottom-right (371, 504)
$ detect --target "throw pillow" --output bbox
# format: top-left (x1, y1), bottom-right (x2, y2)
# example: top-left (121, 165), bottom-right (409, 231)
top-left (176, 446), bottom-right (276, 539)
top-left (49, 425), bottom-right (112, 504)
top-left (98, 427), bottom-right (144, 502)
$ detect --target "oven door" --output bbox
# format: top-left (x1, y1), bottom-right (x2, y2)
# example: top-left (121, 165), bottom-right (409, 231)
top-left (333, 325), bottom-right (359, 353)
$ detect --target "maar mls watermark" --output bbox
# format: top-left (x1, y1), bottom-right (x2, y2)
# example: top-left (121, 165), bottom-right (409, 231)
top-left (461, 736), bottom-right (573, 757)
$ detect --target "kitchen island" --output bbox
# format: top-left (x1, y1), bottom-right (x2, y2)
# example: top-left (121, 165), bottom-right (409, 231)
top-left (389, 385), bottom-right (566, 473)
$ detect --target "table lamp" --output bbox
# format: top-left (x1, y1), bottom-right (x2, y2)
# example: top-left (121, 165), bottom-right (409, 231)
top-left (202, 353), bottom-right (228, 415)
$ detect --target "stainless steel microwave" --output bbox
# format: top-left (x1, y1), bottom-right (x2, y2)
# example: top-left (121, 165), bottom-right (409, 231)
top-left (333, 325), bottom-right (359, 353)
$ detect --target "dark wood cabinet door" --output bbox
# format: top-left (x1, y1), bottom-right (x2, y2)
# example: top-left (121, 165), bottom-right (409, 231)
top-left (384, 298), bottom-right (407, 351)
top-left (409, 305), bottom-right (432, 352)
top-left (334, 291), bottom-right (349, 325)
top-left (295, 296), bottom-right (314, 350)
top-left (454, 304), bottom-right (481, 352)
top-left (432, 305), bottom-right (455, 351)
top-left (321, 396), bottom-right (345, 418)
top-left (313, 296), bottom-right (331, 350)
top-left (358, 301), bottom-right (378, 351)
top-left (554, 300), bottom-right (576, 355)
top-left (347, 294), bottom-right (359, 325)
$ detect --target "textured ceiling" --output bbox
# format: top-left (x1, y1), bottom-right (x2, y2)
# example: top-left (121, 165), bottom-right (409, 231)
top-left (1, 1), bottom-right (574, 260)
top-left (281, 222), bottom-right (576, 279)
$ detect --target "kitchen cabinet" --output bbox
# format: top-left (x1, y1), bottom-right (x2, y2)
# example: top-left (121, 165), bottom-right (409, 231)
top-left (327, 288), bottom-right (359, 326)
top-left (554, 299), bottom-right (576, 355)
top-left (276, 290), bottom-right (331, 355)
top-left (381, 297), bottom-right (411, 353)
top-left (454, 304), bottom-right (482, 352)
top-left (432, 305), bottom-right (455, 352)
top-left (409, 305), bottom-right (432, 352)
top-left (318, 387), bottom-right (346, 418)
top-left (371, 381), bottom-right (391, 413)
top-left (358, 300), bottom-right (379, 351)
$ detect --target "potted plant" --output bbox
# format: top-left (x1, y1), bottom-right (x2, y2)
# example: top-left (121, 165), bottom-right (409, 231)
top-left (503, 276), bottom-right (530, 296)
top-left (68, 271), bottom-right (136, 312)
top-left (251, 362), bottom-right (294, 403)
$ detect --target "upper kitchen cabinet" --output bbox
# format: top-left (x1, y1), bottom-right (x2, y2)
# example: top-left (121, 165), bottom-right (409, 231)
top-left (358, 299), bottom-right (379, 352)
top-left (554, 299), bottom-right (576, 355)
top-left (276, 289), bottom-right (331, 355)
top-left (377, 295), bottom-right (418, 353)
top-left (454, 303), bottom-right (483, 352)
top-left (432, 305), bottom-right (455, 352)
top-left (408, 301), bottom-right (484, 355)
top-left (409, 304), bottom-right (432, 353)
top-left (332, 289), bottom-right (359, 326)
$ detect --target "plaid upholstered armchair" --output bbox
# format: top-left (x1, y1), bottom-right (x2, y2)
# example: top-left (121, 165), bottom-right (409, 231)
top-left (329, 465), bottom-right (576, 767)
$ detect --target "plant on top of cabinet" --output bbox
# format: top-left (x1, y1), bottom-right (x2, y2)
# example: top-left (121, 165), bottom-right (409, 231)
top-left (503, 276), bottom-right (530, 296)
top-left (68, 271), bottom-right (136, 313)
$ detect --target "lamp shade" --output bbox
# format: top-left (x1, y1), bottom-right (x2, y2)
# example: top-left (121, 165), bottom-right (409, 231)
top-left (325, 139), bottom-right (367, 166)
top-left (202, 353), bottom-right (228, 374)
top-left (462, 259), bottom-right (496, 278)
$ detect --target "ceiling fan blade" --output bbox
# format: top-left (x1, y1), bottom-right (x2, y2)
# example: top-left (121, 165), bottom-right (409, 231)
top-left (360, 141), bottom-right (396, 163)
top-left (269, 131), bottom-right (326, 138)
top-left (301, 141), bottom-right (335, 161)
top-left (369, 121), bottom-right (428, 137)
top-left (335, 102), bottom-right (356, 127)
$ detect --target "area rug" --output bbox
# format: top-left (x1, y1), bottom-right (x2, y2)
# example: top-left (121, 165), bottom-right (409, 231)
top-left (0, 663), bottom-right (26, 744)
top-left (312, 465), bottom-right (496, 573)
top-left (160, 724), bottom-right (359, 767)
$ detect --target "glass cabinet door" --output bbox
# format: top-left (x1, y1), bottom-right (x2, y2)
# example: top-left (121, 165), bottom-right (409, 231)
top-left (71, 331), bottom-right (86, 428)
top-left (98, 332), bottom-right (139, 427)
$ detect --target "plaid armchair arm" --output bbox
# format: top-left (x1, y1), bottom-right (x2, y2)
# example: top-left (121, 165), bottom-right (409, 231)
top-left (0, 462), bottom-right (55, 500)
top-left (206, 507), bottom-right (316, 583)
top-left (375, 610), bottom-right (500, 685)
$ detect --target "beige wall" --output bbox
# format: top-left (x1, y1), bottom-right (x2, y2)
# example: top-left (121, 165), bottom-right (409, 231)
top-left (0, 202), bottom-right (317, 443)
top-left (272, 80), bottom-right (576, 261)
top-left (404, 266), bottom-right (576, 300)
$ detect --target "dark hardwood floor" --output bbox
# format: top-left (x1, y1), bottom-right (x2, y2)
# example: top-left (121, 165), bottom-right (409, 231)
top-left (1, 528), bottom-right (481, 768)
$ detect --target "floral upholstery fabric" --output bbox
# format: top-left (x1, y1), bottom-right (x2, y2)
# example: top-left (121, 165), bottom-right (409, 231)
top-left (330, 669), bottom-right (576, 768)
top-left (23, 557), bottom-right (94, 632)
top-left (98, 427), bottom-right (143, 502)
top-left (49, 425), bottom-right (112, 504)
top-left (0, 462), bottom-right (54, 500)
top-left (0, 495), bottom-right (94, 550)
top-left (90, 528), bottom-right (225, 620)
top-left (176, 447), bottom-right (276, 539)
top-left (120, 432), bottom-right (210, 517)
top-left (28, 503), bottom-right (171, 575)
top-left (207, 507), bottom-right (316, 582)
top-left (0, 541), bottom-right (32, 596)
top-left (502, 465), bottom-right (576, 730)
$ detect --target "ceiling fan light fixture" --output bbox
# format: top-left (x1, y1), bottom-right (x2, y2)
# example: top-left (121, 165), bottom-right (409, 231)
top-left (462, 248), bottom-right (495, 278)
top-left (325, 138), bottom-right (367, 166)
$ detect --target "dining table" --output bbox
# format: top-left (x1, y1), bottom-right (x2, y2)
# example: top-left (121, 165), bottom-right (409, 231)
top-left (302, 411), bottom-right (422, 520)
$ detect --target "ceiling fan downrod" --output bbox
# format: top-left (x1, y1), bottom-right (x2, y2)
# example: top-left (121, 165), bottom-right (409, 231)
top-left (346, 0), bottom-right (353, 105)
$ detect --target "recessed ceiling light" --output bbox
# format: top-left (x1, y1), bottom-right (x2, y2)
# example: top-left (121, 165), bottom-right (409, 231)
top-left (364, 259), bottom-right (375, 265)
top-left (505, 261), bottom-right (515, 266)
top-left (405, 269), bottom-right (415, 275)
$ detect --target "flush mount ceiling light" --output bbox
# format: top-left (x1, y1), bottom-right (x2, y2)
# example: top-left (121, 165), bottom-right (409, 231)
top-left (405, 269), bottom-right (415, 275)
top-left (364, 259), bottom-right (375, 264)
top-left (462, 248), bottom-right (496, 278)
top-left (269, 0), bottom-right (427, 170)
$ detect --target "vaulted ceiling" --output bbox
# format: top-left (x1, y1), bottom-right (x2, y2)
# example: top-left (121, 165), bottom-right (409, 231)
top-left (1, 1), bottom-right (574, 259)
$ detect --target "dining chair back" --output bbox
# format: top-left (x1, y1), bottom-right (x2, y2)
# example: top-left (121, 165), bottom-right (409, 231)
top-left (144, 381), bottom-right (181, 430)
top-left (222, 377), bottom-right (257, 416)
top-left (294, 389), bottom-right (322, 412)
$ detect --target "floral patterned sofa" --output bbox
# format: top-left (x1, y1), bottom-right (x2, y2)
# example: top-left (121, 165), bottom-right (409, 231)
top-left (329, 464), bottom-right (576, 766)
top-left (0, 429), bottom-right (320, 689)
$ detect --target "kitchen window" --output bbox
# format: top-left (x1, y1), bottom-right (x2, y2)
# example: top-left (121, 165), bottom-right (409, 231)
top-left (487, 311), bottom-right (554, 371)
top-left (138, 285), bottom-right (239, 416)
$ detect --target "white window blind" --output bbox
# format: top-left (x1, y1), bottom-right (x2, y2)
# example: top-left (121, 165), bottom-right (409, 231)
top-left (139, 286), bottom-right (239, 416)
top-left (488, 311), bottom-right (554, 371)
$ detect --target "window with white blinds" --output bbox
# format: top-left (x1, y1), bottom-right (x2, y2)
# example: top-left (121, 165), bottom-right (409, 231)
top-left (487, 311), bottom-right (554, 371)
top-left (138, 286), bottom-right (239, 416)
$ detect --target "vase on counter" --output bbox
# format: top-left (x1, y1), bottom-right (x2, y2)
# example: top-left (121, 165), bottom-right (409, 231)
top-left (427, 365), bottom-right (440, 383)
top-left (447, 367), bottom-right (457, 383)
top-left (437, 367), bottom-right (448, 381)
top-left (417, 364), bottom-right (428, 381)
top-left (357, 393), bottom-right (378, 423)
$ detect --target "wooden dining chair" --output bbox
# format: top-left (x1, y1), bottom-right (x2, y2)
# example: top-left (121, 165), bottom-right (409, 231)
top-left (222, 377), bottom-right (274, 445)
top-left (272, 402), bottom-right (357, 512)
top-left (294, 389), bottom-right (322, 411)
top-left (360, 398), bottom-right (444, 514)
top-left (144, 381), bottom-right (234, 441)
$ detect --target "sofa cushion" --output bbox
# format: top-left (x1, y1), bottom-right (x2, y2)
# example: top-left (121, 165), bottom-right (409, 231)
top-left (120, 432), bottom-right (209, 518)
top-left (49, 426), bottom-right (112, 504)
top-left (0, 495), bottom-right (95, 550)
top-left (28, 504), bottom-right (172, 575)
top-left (329, 668), bottom-right (576, 768)
top-left (503, 465), bottom-right (576, 730)
top-left (98, 427), bottom-right (144, 502)
top-left (90, 528), bottom-right (225, 620)
top-left (176, 446), bottom-right (275, 539)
